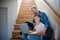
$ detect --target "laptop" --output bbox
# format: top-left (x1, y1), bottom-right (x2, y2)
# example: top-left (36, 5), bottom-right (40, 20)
top-left (20, 23), bottom-right (30, 34)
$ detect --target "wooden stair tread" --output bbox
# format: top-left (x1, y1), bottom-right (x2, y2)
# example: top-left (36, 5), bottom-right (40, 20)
top-left (13, 30), bottom-right (20, 32)
top-left (18, 12), bottom-right (33, 14)
top-left (18, 16), bottom-right (33, 19)
top-left (14, 24), bottom-right (20, 25)
top-left (16, 20), bottom-right (25, 24)
top-left (16, 19), bottom-right (32, 24)
top-left (18, 15), bottom-right (33, 19)
top-left (14, 21), bottom-right (33, 30)
top-left (16, 18), bottom-right (33, 21)
top-left (18, 14), bottom-right (33, 16)
top-left (14, 24), bottom-right (20, 30)
top-left (19, 10), bottom-right (32, 12)
top-left (12, 30), bottom-right (20, 38)
top-left (11, 35), bottom-right (22, 40)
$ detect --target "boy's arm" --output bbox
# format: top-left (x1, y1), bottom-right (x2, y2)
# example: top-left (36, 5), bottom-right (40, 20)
top-left (30, 27), bottom-right (47, 36)
top-left (37, 27), bottom-right (47, 36)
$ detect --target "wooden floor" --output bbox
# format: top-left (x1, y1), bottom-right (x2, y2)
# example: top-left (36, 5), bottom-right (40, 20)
top-left (11, 0), bottom-right (36, 40)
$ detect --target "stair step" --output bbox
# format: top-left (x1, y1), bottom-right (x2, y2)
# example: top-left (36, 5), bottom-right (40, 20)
top-left (11, 39), bottom-right (19, 40)
top-left (18, 15), bottom-right (33, 19)
top-left (18, 18), bottom-right (33, 20)
top-left (17, 18), bottom-right (33, 21)
top-left (18, 12), bottom-right (33, 15)
top-left (14, 24), bottom-right (33, 30)
top-left (14, 18), bottom-right (33, 30)
top-left (14, 24), bottom-right (20, 30)
top-left (18, 12), bottom-right (34, 17)
top-left (22, 1), bottom-right (35, 3)
top-left (16, 20), bottom-right (25, 24)
top-left (11, 38), bottom-right (22, 40)
top-left (19, 12), bottom-right (33, 16)
top-left (22, 2), bottom-right (35, 5)
top-left (20, 10), bottom-right (32, 13)
top-left (22, 3), bottom-right (35, 5)
top-left (11, 36), bottom-right (22, 40)
top-left (20, 8), bottom-right (31, 10)
top-left (21, 7), bottom-right (30, 9)
top-left (12, 30), bottom-right (20, 38)
top-left (16, 19), bottom-right (32, 24)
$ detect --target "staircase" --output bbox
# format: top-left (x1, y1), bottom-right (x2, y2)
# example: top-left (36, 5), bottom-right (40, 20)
top-left (11, 0), bottom-right (60, 40)
top-left (11, 0), bottom-right (36, 40)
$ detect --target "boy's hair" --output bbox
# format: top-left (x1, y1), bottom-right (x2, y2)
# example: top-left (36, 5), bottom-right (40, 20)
top-left (33, 15), bottom-right (41, 23)
top-left (34, 15), bottom-right (41, 23)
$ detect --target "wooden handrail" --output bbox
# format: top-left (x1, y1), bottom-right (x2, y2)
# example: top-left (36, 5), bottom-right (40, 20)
top-left (44, 0), bottom-right (60, 17)
top-left (44, 0), bottom-right (60, 26)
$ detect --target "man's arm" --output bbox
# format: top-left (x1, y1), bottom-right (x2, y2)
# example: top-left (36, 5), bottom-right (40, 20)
top-left (42, 12), bottom-right (49, 27)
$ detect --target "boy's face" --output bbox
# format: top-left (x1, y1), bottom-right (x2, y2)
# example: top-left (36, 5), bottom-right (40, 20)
top-left (34, 16), bottom-right (40, 23)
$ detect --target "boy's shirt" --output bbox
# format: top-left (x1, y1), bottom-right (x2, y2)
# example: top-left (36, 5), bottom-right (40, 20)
top-left (35, 22), bottom-right (45, 32)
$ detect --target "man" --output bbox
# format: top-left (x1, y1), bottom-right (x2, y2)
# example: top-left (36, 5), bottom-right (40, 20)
top-left (31, 6), bottom-right (54, 40)
top-left (22, 6), bottom-right (53, 40)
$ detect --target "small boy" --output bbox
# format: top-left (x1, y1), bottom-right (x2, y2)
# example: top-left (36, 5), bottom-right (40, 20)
top-left (29, 15), bottom-right (45, 40)
top-left (30, 15), bottom-right (45, 34)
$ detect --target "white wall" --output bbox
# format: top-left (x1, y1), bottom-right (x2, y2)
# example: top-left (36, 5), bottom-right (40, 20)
top-left (0, 0), bottom-right (22, 40)
top-left (35, 0), bottom-right (60, 40)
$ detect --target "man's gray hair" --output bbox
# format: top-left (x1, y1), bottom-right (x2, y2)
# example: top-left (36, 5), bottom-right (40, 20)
top-left (31, 6), bottom-right (36, 10)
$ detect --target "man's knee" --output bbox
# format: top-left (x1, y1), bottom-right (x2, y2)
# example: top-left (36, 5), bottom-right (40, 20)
top-left (28, 35), bottom-right (33, 40)
top-left (22, 34), bottom-right (28, 39)
top-left (28, 34), bottom-right (42, 40)
top-left (28, 35), bottom-right (38, 40)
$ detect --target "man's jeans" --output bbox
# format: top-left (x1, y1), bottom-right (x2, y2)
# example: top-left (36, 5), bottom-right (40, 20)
top-left (22, 34), bottom-right (42, 40)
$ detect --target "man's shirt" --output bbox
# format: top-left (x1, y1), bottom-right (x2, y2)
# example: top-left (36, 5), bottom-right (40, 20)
top-left (33, 11), bottom-right (49, 28)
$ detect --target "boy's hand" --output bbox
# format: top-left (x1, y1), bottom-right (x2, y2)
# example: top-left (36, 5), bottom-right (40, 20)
top-left (30, 32), bottom-right (37, 34)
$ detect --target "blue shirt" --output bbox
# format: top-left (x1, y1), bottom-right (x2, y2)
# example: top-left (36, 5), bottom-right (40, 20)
top-left (33, 11), bottom-right (49, 28)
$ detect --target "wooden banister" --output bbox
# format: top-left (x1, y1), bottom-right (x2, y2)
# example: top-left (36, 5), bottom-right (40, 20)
top-left (44, 0), bottom-right (60, 17)
top-left (44, 0), bottom-right (60, 26)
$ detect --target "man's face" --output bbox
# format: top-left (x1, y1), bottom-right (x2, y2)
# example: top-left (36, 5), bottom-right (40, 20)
top-left (31, 8), bottom-right (37, 14)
